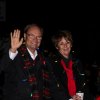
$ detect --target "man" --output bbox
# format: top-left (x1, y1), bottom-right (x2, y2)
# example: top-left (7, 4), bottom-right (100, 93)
top-left (0, 24), bottom-right (55, 100)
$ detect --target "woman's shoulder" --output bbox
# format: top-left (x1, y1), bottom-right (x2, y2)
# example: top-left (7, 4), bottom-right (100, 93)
top-left (48, 51), bottom-right (61, 62)
top-left (70, 51), bottom-right (82, 64)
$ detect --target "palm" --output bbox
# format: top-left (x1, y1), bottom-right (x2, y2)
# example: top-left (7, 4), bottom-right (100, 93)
top-left (11, 29), bottom-right (23, 51)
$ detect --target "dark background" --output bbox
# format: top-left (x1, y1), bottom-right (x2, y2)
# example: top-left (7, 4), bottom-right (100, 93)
top-left (0, 1), bottom-right (100, 99)
top-left (0, 1), bottom-right (100, 65)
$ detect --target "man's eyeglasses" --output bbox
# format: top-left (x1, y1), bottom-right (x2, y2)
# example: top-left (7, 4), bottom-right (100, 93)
top-left (27, 34), bottom-right (42, 40)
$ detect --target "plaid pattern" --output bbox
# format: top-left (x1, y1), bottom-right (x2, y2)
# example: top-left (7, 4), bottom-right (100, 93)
top-left (19, 44), bottom-right (51, 100)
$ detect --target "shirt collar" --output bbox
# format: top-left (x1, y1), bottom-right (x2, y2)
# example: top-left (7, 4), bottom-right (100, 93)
top-left (27, 48), bottom-right (38, 60)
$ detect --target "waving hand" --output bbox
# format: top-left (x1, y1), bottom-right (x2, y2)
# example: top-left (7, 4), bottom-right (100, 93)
top-left (10, 29), bottom-right (23, 53)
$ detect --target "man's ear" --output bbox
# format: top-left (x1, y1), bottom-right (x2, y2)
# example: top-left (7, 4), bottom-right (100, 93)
top-left (56, 46), bottom-right (58, 50)
top-left (24, 33), bottom-right (26, 40)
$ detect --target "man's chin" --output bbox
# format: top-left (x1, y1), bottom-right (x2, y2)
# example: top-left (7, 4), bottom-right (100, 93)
top-left (31, 47), bottom-right (37, 50)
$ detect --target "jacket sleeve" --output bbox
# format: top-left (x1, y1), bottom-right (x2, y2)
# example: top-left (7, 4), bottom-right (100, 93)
top-left (74, 59), bottom-right (94, 100)
top-left (0, 51), bottom-right (13, 73)
top-left (0, 42), bottom-right (13, 73)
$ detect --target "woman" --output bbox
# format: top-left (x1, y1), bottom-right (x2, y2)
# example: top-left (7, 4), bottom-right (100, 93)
top-left (49, 30), bottom-right (93, 100)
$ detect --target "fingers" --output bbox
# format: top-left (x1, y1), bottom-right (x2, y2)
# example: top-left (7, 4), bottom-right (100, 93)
top-left (11, 29), bottom-right (20, 38)
top-left (19, 38), bottom-right (23, 45)
top-left (72, 94), bottom-right (81, 100)
top-left (13, 29), bottom-right (20, 38)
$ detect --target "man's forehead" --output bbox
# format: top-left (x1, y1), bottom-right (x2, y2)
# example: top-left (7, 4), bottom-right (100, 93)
top-left (27, 27), bottom-right (41, 33)
top-left (28, 26), bottom-right (40, 31)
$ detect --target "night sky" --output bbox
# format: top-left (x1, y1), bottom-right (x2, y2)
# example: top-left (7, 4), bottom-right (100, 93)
top-left (0, 1), bottom-right (100, 64)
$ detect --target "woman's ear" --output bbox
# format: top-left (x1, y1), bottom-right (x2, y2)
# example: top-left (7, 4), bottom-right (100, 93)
top-left (71, 44), bottom-right (72, 48)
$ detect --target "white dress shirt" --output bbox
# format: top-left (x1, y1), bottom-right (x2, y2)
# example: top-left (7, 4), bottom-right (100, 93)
top-left (9, 48), bottom-right (38, 60)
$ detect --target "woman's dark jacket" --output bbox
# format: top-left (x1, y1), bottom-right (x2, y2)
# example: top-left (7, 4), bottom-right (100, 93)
top-left (48, 51), bottom-right (94, 100)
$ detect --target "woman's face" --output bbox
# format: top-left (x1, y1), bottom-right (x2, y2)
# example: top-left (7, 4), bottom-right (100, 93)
top-left (56, 37), bottom-right (72, 58)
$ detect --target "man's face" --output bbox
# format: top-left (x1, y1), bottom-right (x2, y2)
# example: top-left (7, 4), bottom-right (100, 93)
top-left (25, 26), bottom-right (42, 52)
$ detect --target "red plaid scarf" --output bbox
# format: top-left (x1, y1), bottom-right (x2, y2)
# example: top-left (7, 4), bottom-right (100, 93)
top-left (19, 44), bottom-right (51, 100)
